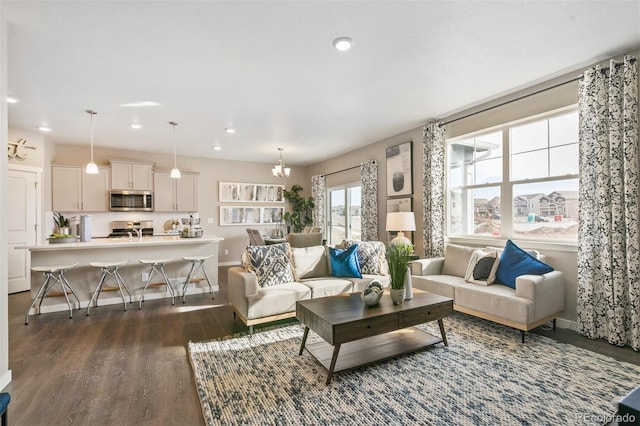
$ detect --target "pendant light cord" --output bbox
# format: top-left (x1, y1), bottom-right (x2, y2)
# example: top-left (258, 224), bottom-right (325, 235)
top-left (90, 112), bottom-right (95, 162)
top-left (172, 122), bottom-right (177, 168)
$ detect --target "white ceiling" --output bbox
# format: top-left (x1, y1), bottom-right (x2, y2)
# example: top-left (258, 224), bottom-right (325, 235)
top-left (4, 1), bottom-right (640, 166)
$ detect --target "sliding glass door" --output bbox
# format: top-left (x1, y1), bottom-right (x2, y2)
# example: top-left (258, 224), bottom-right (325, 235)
top-left (327, 184), bottom-right (361, 245)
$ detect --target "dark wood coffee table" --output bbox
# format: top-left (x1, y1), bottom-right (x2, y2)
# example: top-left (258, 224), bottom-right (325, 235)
top-left (296, 290), bottom-right (453, 384)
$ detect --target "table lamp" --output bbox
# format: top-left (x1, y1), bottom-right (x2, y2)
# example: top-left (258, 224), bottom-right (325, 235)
top-left (386, 212), bottom-right (416, 246)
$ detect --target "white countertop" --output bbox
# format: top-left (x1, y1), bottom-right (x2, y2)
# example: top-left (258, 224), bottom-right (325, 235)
top-left (19, 235), bottom-right (224, 251)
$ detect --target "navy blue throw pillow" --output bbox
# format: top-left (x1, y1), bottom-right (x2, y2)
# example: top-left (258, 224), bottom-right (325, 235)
top-left (495, 240), bottom-right (554, 289)
top-left (329, 245), bottom-right (362, 278)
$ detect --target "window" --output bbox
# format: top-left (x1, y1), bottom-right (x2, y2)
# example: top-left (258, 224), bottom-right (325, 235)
top-left (447, 109), bottom-right (579, 241)
top-left (327, 184), bottom-right (361, 246)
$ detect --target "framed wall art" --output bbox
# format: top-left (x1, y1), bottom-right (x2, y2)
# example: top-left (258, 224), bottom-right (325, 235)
top-left (219, 206), bottom-right (284, 226)
top-left (386, 141), bottom-right (413, 197)
top-left (219, 182), bottom-right (285, 203)
top-left (386, 197), bottom-right (413, 244)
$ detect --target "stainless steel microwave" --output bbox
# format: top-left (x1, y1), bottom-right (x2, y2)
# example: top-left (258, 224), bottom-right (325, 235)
top-left (109, 190), bottom-right (153, 212)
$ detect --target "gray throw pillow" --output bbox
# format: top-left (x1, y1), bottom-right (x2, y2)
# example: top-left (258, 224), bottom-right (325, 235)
top-left (242, 242), bottom-right (296, 287)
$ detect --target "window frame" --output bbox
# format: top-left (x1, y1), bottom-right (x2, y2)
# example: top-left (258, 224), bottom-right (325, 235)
top-left (445, 105), bottom-right (579, 249)
top-left (326, 182), bottom-right (362, 245)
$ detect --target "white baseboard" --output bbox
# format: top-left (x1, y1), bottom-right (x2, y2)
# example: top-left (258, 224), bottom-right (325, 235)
top-left (556, 318), bottom-right (577, 330)
top-left (0, 369), bottom-right (12, 391)
top-left (219, 261), bottom-right (241, 267)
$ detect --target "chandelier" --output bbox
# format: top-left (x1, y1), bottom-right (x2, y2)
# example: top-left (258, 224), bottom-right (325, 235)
top-left (272, 148), bottom-right (291, 178)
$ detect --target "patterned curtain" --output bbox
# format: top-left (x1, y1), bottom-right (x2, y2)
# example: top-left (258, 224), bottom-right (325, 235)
top-left (422, 122), bottom-right (446, 258)
top-left (311, 174), bottom-right (325, 230)
top-left (577, 55), bottom-right (639, 351)
top-left (360, 160), bottom-right (378, 241)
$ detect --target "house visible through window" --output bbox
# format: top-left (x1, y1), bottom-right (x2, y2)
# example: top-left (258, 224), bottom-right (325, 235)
top-left (327, 184), bottom-right (361, 245)
top-left (447, 108), bottom-right (579, 241)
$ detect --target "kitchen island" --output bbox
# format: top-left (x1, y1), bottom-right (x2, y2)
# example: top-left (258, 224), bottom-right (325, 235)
top-left (19, 235), bottom-right (223, 314)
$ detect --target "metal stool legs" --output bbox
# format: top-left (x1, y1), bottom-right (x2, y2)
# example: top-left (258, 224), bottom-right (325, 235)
top-left (25, 265), bottom-right (80, 325)
top-left (87, 262), bottom-right (132, 315)
top-left (139, 260), bottom-right (175, 309)
top-left (182, 257), bottom-right (215, 303)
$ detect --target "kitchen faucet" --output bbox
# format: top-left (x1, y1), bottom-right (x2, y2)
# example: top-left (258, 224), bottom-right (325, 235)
top-left (133, 227), bottom-right (143, 240)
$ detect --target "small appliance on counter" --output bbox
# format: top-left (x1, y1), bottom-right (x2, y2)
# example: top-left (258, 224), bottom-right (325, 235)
top-left (79, 215), bottom-right (92, 242)
top-left (181, 212), bottom-right (203, 238)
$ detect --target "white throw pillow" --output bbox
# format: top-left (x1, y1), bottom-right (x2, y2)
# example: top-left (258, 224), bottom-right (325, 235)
top-left (291, 246), bottom-right (328, 279)
top-left (464, 250), bottom-right (500, 286)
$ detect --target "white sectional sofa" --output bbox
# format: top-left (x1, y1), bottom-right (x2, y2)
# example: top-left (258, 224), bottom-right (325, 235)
top-left (410, 242), bottom-right (564, 342)
top-left (228, 242), bottom-right (390, 333)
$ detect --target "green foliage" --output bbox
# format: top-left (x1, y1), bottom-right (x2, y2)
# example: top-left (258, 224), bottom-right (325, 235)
top-left (53, 212), bottom-right (69, 228)
top-left (387, 242), bottom-right (414, 290)
top-left (283, 184), bottom-right (315, 233)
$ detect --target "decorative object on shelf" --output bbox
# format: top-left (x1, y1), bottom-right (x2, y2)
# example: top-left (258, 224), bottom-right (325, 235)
top-left (386, 141), bottom-right (412, 196)
top-left (85, 110), bottom-right (99, 174)
top-left (387, 242), bottom-right (413, 304)
top-left (386, 211), bottom-right (416, 246)
top-left (220, 206), bottom-right (284, 226)
top-left (361, 280), bottom-right (384, 307)
top-left (272, 147), bottom-right (291, 178)
top-left (53, 212), bottom-right (71, 235)
top-left (219, 182), bottom-right (285, 203)
top-left (169, 121), bottom-right (181, 179)
top-left (283, 184), bottom-right (314, 233)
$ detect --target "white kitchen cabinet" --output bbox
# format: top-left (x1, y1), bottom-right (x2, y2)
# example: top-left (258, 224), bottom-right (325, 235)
top-left (153, 171), bottom-right (198, 212)
top-left (52, 165), bottom-right (110, 212)
top-left (109, 160), bottom-right (154, 190)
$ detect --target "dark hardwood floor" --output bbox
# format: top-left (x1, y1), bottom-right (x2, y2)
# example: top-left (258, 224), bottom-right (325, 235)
top-left (3, 266), bottom-right (638, 425)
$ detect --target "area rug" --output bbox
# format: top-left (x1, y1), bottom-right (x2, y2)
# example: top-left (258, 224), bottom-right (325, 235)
top-left (188, 313), bottom-right (640, 425)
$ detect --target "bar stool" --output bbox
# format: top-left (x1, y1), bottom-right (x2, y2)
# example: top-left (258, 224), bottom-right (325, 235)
top-left (181, 255), bottom-right (215, 303)
top-left (87, 260), bottom-right (132, 315)
top-left (138, 258), bottom-right (175, 309)
top-left (26, 263), bottom-right (80, 324)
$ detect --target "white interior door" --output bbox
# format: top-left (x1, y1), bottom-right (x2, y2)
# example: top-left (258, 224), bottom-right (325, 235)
top-left (8, 168), bottom-right (39, 293)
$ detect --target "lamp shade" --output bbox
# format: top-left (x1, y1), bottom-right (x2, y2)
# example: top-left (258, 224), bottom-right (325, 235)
top-left (386, 212), bottom-right (416, 232)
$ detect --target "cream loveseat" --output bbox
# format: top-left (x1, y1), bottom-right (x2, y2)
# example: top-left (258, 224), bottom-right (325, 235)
top-left (411, 241), bottom-right (564, 342)
top-left (228, 241), bottom-right (390, 333)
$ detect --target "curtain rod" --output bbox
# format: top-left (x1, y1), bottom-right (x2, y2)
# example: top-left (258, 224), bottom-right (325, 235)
top-left (442, 75), bottom-right (582, 126)
top-left (321, 160), bottom-right (376, 178)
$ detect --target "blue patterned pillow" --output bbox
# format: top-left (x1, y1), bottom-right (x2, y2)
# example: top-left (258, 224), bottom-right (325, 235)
top-left (495, 240), bottom-right (554, 289)
top-left (343, 240), bottom-right (387, 275)
top-left (242, 243), bottom-right (296, 287)
top-left (329, 245), bottom-right (362, 278)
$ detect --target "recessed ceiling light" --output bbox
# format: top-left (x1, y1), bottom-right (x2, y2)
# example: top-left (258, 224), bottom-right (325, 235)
top-left (119, 101), bottom-right (160, 107)
top-left (225, 128), bottom-right (236, 134)
top-left (38, 126), bottom-right (51, 132)
top-left (212, 144), bottom-right (222, 151)
top-left (332, 37), bottom-right (352, 51)
top-left (6, 97), bottom-right (18, 103)
top-left (130, 123), bottom-right (142, 129)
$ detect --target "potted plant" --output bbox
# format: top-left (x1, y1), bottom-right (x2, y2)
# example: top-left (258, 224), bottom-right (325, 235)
top-left (387, 242), bottom-right (413, 304)
top-left (283, 184), bottom-right (315, 233)
top-left (53, 212), bottom-right (70, 235)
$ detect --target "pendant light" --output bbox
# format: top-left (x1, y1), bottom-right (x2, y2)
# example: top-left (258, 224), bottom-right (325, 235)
top-left (85, 110), bottom-right (99, 174)
top-left (272, 148), bottom-right (291, 178)
top-left (169, 121), bottom-right (181, 178)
